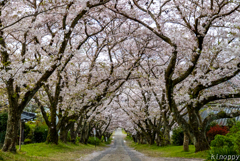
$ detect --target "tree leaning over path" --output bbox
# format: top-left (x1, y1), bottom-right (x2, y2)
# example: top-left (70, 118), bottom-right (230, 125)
top-left (0, 0), bottom-right (111, 152)
top-left (108, 0), bottom-right (240, 152)
top-left (33, 15), bottom-right (145, 145)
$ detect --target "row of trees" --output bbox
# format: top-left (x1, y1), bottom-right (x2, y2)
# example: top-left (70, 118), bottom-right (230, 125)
top-left (0, 0), bottom-right (240, 153)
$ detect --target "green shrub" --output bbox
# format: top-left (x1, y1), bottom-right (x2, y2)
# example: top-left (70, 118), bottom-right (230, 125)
top-left (0, 112), bottom-right (7, 144)
top-left (210, 135), bottom-right (234, 148)
top-left (33, 125), bottom-right (48, 143)
top-left (227, 118), bottom-right (237, 129)
top-left (88, 137), bottom-right (100, 145)
top-left (0, 155), bottom-right (3, 160)
top-left (207, 147), bottom-right (239, 161)
top-left (171, 127), bottom-right (184, 145)
top-left (227, 122), bottom-right (240, 135)
top-left (207, 122), bottom-right (240, 160)
top-left (0, 131), bottom-right (6, 145)
top-left (235, 134), bottom-right (240, 154)
top-left (24, 123), bottom-right (32, 139)
top-left (76, 136), bottom-right (80, 143)
top-left (24, 138), bottom-right (32, 144)
top-left (105, 137), bottom-right (112, 144)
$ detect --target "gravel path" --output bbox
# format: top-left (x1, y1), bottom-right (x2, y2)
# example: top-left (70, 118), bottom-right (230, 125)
top-left (78, 129), bottom-right (204, 161)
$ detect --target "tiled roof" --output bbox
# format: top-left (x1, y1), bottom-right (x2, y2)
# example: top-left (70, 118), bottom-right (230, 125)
top-left (182, 105), bottom-right (240, 126)
top-left (21, 111), bottom-right (36, 122)
top-left (200, 107), bottom-right (240, 126)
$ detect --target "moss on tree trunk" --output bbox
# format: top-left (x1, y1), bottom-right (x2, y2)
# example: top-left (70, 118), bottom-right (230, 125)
top-left (2, 107), bottom-right (21, 152)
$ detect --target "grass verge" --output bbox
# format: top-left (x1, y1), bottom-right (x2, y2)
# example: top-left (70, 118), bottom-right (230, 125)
top-left (0, 142), bottom-right (106, 161)
top-left (125, 136), bottom-right (208, 159)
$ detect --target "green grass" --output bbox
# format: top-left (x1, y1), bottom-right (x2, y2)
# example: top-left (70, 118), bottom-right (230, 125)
top-left (126, 136), bottom-right (208, 159)
top-left (121, 129), bottom-right (127, 135)
top-left (0, 142), bottom-right (106, 161)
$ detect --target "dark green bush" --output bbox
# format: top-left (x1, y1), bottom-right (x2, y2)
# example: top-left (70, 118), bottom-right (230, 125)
top-left (0, 131), bottom-right (6, 145)
top-left (171, 127), bottom-right (184, 145)
top-left (88, 137), bottom-right (100, 145)
top-left (23, 123), bottom-right (35, 141)
top-left (33, 125), bottom-right (48, 143)
top-left (0, 112), bottom-right (7, 144)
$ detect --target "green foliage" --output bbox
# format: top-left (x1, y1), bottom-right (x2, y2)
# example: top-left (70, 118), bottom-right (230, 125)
top-left (171, 127), bottom-right (184, 145)
top-left (0, 155), bottom-right (3, 160)
top-left (227, 118), bottom-right (237, 129)
top-left (76, 136), bottom-right (80, 143)
top-left (210, 135), bottom-right (233, 148)
top-left (0, 112), bottom-right (7, 144)
top-left (228, 121), bottom-right (240, 134)
top-left (24, 138), bottom-right (32, 144)
top-left (88, 137), bottom-right (100, 145)
top-left (226, 122), bottom-right (240, 154)
top-left (207, 147), bottom-right (239, 161)
top-left (0, 131), bottom-right (6, 145)
top-left (24, 123), bottom-right (35, 141)
top-left (207, 122), bottom-right (240, 160)
top-left (33, 124), bottom-right (48, 143)
top-left (105, 137), bottom-right (112, 144)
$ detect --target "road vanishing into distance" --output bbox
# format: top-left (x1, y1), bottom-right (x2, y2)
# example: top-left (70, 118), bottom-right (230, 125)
top-left (80, 128), bottom-right (204, 161)
top-left (88, 128), bottom-right (139, 161)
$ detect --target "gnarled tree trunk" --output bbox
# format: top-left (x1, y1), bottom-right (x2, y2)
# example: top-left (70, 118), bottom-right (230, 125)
top-left (60, 125), bottom-right (68, 143)
top-left (46, 105), bottom-right (58, 144)
top-left (192, 131), bottom-right (210, 152)
top-left (2, 107), bottom-right (21, 152)
top-left (183, 132), bottom-right (189, 152)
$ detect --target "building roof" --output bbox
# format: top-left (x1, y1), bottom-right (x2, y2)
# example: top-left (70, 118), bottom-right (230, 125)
top-left (21, 111), bottom-right (36, 122)
top-left (200, 107), bottom-right (240, 126)
top-left (182, 105), bottom-right (240, 126)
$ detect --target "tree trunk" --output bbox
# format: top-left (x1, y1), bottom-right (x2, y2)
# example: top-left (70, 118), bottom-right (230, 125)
top-left (156, 132), bottom-right (163, 146)
top-left (163, 126), bottom-right (171, 146)
top-left (193, 132), bottom-right (210, 152)
top-left (188, 110), bottom-right (210, 152)
top-left (2, 107), bottom-right (21, 152)
top-left (60, 126), bottom-right (68, 143)
top-left (46, 122), bottom-right (58, 144)
top-left (148, 132), bottom-right (155, 145)
top-left (70, 123), bottom-right (76, 144)
top-left (183, 132), bottom-right (189, 152)
top-left (46, 105), bottom-right (58, 144)
top-left (19, 120), bottom-right (22, 151)
top-left (84, 126), bottom-right (91, 144)
top-left (80, 121), bottom-right (87, 144)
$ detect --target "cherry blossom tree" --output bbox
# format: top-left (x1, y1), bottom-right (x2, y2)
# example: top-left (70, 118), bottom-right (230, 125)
top-left (1, 0), bottom-right (240, 153)
top-left (107, 0), bottom-right (240, 152)
top-left (0, 0), bottom-right (111, 152)
top-left (32, 14), bottom-right (145, 144)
